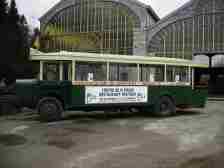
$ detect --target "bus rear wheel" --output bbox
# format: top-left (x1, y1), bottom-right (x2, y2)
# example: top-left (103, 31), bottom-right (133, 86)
top-left (37, 97), bottom-right (63, 122)
top-left (154, 96), bottom-right (176, 117)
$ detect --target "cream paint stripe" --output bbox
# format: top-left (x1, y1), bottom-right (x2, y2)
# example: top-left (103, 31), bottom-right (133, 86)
top-left (31, 55), bottom-right (208, 68)
top-left (30, 50), bottom-right (208, 68)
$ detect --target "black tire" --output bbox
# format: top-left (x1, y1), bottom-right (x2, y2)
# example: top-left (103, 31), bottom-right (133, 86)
top-left (153, 96), bottom-right (176, 117)
top-left (37, 97), bottom-right (63, 122)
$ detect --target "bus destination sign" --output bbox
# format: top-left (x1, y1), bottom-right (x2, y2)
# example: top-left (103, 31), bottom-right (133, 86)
top-left (85, 86), bottom-right (148, 104)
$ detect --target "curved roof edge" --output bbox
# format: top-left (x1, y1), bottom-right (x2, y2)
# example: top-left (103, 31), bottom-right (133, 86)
top-left (39, 0), bottom-right (159, 23)
top-left (39, 0), bottom-right (62, 21)
top-left (146, 5), bottom-right (160, 22)
top-left (126, 0), bottom-right (160, 21)
top-left (148, 0), bottom-right (193, 31)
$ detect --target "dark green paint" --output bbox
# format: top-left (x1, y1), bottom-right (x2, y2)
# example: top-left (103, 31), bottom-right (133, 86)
top-left (15, 81), bottom-right (208, 111)
top-left (148, 86), bottom-right (207, 108)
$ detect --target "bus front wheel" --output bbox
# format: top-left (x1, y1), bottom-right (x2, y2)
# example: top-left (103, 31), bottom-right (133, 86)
top-left (154, 96), bottom-right (176, 117)
top-left (37, 97), bottom-right (63, 122)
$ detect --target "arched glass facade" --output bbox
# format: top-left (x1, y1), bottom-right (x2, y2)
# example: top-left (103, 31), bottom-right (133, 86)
top-left (40, 0), bottom-right (141, 55)
top-left (148, 0), bottom-right (224, 60)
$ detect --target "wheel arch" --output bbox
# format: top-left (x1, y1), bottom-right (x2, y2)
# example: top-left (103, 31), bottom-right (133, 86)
top-left (37, 93), bottom-right (65, 110)
top-left (157, 93), bottom-right (176, 106)
top-left (153, 93), bottom-right (177, 117)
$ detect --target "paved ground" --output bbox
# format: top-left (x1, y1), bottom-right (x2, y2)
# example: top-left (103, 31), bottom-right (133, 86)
top-left (0, 101), bottom-right (224, 168)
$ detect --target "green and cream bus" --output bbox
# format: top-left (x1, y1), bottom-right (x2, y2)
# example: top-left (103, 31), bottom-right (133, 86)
top-left (14, 50), bottom-right (208, 121)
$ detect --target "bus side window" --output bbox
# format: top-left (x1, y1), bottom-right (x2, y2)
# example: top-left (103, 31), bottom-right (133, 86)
top-left (167, 66), bottom-right (188, 83)
top-left (43, 62), bottom-right (60, 81)
top-left (140, 65), bottom-right (164, 82)
top-left (175, 75), bottom-right (180, 82)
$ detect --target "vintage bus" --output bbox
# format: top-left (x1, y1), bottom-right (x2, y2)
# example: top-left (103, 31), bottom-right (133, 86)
top-left (14, 50), bottom-right (208, 121)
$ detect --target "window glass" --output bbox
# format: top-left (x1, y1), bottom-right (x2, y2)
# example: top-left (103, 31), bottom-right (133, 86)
top-left (148, 13), bottom-right (224, 60)
top-left (43, 62), bottom-right (60, 80)
top-left (63, 62), bottom-right (72, 80)
top-left (75, 62), bottom-right (107, 81)
top-left (109, 63), bottom-right (138, 81)
top-left (140, 65), bottom-right (164, 82)
top-left (41, 0), bottom-right (140, 55)
top-left (167, 66), bottom-right (189, 82)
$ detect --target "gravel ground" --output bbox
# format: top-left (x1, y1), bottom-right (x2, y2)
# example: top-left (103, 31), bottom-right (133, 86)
top-left (0, 101), bottom-right (224, 168)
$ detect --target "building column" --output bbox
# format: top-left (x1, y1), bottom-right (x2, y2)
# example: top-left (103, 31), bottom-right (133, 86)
top-left (209, 56), bottom-right (213, 70)
top-left (208, 55), bottom-right (214, 82)
top-left (39, 61), bottom-right (43, 80)
top-left (208, 55), bottom-right (214, 93)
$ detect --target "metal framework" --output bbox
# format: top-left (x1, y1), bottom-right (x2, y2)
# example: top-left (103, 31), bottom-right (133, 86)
top-left (41, 0), bottom-right (141, 55)
top-left (148, 0), bottom-right (224, 60)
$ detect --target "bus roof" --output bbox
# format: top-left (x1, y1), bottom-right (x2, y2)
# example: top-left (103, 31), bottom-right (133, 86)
top-left (30, 49), bottom-right (208, 68)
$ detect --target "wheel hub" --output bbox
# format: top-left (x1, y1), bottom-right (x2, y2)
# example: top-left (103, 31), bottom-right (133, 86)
top-left (43, 103), bottom-right (57, 113)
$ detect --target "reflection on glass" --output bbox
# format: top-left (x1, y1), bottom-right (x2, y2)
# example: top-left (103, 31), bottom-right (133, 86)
top-left (148, 12), bottom-right (224, 60)
top-left (41, 0), bottom-right (140, 55)
top-left (43, 62), bottom-right (60, 81)
top-left (167, 66), bottom-right (188, 82)
top-left (109, 63), bottom-right (138, 81)
top-left (140, 65), bottom-right (164, 82)
top-left (63, 62), bottom-right (72, 80)
top-left (75, 62), bottom-right (107, 81)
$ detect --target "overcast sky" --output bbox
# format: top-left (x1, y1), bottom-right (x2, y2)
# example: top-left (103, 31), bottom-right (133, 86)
top-left (14, 0), bottom-right (189, 28)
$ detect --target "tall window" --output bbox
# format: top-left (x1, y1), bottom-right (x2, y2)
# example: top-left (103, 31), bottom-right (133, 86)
top-left (43, 62), bottom-right (60, 81)
top-left (41, 0), bottom-right (140, 55)
top-left (75, 62), bottom-right (107, 81)
top-left (167, 66), bottom-right (189, 82)
top-left (109, 63), bottom-right (138, 81)
top-left (148, 0), bottom-right (224, 60)
top-left (140, 65), bottom-right (164, 82)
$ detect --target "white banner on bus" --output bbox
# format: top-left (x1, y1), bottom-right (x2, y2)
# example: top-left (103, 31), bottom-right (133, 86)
top-left (85, 86), bottom-right (148, 104)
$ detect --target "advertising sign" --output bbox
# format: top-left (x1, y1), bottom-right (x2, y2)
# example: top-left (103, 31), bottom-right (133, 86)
top-left (85, 86), bottom-right (148, 104)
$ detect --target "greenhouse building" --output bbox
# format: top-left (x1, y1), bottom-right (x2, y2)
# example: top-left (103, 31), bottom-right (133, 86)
top-left (31, 0), bottom-right (224, 94)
